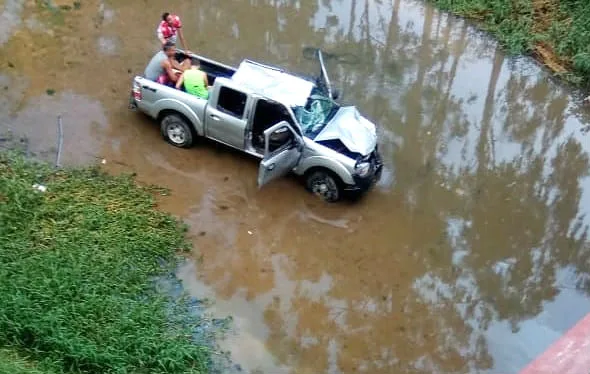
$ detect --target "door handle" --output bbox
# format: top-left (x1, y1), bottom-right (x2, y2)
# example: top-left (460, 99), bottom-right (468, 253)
top-left (266, 163), bottom-right (275, 171)
top-left (142, 85), bottom-right (157, 92)
top-left (209, 114), bottom-right (220, 121)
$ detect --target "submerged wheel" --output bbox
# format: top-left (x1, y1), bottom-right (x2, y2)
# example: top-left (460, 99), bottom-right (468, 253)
top-left (305, 169), bottom-right (342, 203)
top-left (160, 113), bottom-right (194, 148)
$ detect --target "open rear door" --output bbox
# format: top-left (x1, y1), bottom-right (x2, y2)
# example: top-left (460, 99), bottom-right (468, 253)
top-left (257, 121), bottom-right (303, 188)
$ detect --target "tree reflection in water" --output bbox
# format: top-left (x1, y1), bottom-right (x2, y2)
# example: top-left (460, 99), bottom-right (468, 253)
top-left (109, 0), bottom-right (590, 372)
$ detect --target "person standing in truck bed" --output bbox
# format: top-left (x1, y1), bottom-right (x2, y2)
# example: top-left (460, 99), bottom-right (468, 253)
top-left (157, 12), bottom-right (191, 54)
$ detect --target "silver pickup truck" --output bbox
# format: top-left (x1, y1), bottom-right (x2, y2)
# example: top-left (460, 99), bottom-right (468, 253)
top-left (129, 49), bottom-right (382, 202)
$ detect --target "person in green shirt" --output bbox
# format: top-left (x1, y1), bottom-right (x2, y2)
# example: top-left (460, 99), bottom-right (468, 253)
top-left (175, 61), bottom-right (209, 99)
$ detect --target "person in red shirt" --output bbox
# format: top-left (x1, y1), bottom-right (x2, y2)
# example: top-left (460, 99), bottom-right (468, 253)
top-left (157, 12), bottom-right (190, 54)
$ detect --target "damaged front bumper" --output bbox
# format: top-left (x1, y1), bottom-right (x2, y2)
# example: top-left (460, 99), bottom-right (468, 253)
top-left (344, 146), bottom-right (383, 195)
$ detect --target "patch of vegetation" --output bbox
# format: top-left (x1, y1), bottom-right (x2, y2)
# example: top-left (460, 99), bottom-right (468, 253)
top-left (429, 0), bottom-right (590, 86)
top-left (0, 348), bottom-right (53, 374)
top-left (0, 152), bottom-right (212, 373)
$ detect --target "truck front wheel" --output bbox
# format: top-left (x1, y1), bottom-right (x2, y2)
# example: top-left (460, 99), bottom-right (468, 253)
top-left (305, 169), bottom-right (342, 203)
top-left (160, 113), bottom-right (194, 148)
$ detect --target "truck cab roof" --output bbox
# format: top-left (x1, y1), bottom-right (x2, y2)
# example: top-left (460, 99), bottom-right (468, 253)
top-left (230, 60), bottom-right (316, 108)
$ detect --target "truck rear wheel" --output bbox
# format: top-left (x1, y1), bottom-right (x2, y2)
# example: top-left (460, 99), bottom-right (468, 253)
top-left (305, 169), bottom-right (342, 203)
top-left (160, 114), bottom-right (194, 148)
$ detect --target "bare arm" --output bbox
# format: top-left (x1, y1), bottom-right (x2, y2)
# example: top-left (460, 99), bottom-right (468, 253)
top-left (170, 59), bottom-right (184, 71)
top-left (162, 60), bottom-right (178, 82)
top-left (202, 71), bottom-right (209, 86)
top-left (157, 29), bottom-right (166, 45)
top-left (175, 73), bottom-right (185, 89)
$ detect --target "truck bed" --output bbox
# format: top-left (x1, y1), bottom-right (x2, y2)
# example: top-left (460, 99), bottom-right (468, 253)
top-left (176, 51), bottom-right (236, 85)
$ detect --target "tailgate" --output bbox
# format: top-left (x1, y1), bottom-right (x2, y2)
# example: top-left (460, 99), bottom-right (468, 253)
top-left (129, 76), bottom-right (159, 115)
top-left (128, 77), bottom-right (142, 110)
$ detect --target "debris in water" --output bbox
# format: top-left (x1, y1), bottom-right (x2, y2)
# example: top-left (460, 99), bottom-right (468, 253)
top-left (7, 62), bottom-right (14, 68)
top-left (247, 230), bottom-right (253, 235)
top-left (46, 89), bottom-right (56, 96)
top-left (55, 116), bottom-right (64, 168)
top-left (101, 159), bottom-right (107, 164)
top-left (32, 184), bottom-right (47, 192)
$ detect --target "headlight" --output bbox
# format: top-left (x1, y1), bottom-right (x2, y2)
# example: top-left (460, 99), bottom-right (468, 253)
top-left (354, 161), bottom-right (371, 177)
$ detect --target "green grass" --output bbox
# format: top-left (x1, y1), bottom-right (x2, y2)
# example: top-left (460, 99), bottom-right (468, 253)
top-left (430, 0), bottom-right (536, 53)
top-left (555, 0), bottom-right (590, 78)
top-left (0, 152), bottom-right (211, 373)
top-left (0, 348), bottom-right (55, 374)
top-left (429, 0), bottom-right (590, 86)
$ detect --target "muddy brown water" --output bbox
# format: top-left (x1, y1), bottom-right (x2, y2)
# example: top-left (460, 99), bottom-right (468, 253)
top-left (2, 0), bottom-right (590, 373)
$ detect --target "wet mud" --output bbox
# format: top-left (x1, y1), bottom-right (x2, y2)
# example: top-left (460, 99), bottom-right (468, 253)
top-left (2, 0), bottom-right (590, 373)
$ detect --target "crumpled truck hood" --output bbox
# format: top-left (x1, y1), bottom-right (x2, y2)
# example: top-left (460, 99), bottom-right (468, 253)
top-left (314, 106), bottom-right (377, 156)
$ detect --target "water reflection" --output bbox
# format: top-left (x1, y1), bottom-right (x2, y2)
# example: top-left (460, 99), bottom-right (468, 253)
top-left (0, 0), bottom-right (25, 46)
top-left (3, 0), bottom-right (590, 373)
top-left (0, 78), bottom-right (108, 165)
top-left (177, 0), bottom-right (590, 372)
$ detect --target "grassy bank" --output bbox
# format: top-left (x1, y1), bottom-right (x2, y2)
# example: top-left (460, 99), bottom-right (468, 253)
top-left (0, 152), bottom-right (211, 373)
top-left (429, 0), bottom-right (590, 86)
top-left (0, 349), bottom-right (54, 374)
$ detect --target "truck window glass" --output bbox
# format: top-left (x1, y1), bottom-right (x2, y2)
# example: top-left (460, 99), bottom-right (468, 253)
top-left (217, 87), bottom-right (247, 118)
top-left (295, 90), bottom-right (339, 138)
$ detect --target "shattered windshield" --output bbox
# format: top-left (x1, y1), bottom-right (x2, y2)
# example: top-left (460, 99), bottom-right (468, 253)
top-left (293, 91), bottom-right (340, 139)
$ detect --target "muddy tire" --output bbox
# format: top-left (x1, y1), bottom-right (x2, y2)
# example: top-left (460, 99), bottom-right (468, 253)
top-left (160, 114), bottom-right (194, 148)
top-left (305, 169), bottom-right (342, 203)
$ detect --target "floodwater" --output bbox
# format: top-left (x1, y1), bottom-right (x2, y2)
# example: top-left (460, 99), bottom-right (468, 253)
top-left (2, 0), bottom-right (590, 373)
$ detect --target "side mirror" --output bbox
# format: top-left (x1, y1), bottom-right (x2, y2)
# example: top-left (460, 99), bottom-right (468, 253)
top-left (273, 127), bottom-right (289, 134)
top-left (268, 125), bottom-right (293, 152)
top-left (331, 88), bottom-right (340, 100)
